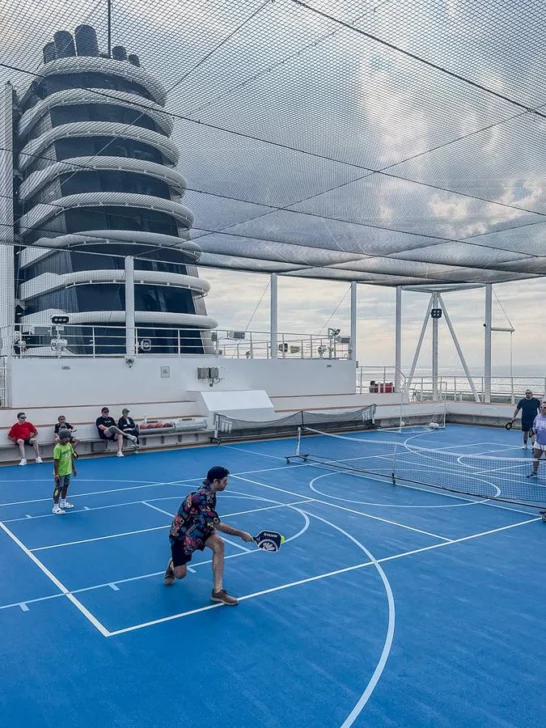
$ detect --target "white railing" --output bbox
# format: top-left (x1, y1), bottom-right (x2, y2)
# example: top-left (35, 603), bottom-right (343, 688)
top-left (356, 366), bottom-right (546, 404)
top-left (357, 366), bottom-right (406, 394)
top-left (0, 324), bottom-right (351, 361)
top-left (408, 376), bottom-right (546, 404)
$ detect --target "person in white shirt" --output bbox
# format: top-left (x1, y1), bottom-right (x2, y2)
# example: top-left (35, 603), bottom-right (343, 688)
top-left (527, 402), bottom-right (546, 477)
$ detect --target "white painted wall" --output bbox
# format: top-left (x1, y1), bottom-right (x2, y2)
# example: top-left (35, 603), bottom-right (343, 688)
top-left (7, 356), bottom-right (357, 409)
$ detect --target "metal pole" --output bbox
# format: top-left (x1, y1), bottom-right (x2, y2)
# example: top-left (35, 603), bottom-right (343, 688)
top-left (270, 273), bottom-right (278, 359)
top-left (349, 281), bottom-right (357, 361)
top-left (438, 294), bottom-right (480, 403)
top-left (395, 286), bottom-right (402, 392)
top-left (432, 292), bottom-right (439, 400)
top-left (125, 256), bottom-right (136, 358)
top-left (484, 283), bottom-right (492, 403)
top-left (407, 295), bottom-right (433, 390)
top-left (0, 84), bottom-right (15, 358)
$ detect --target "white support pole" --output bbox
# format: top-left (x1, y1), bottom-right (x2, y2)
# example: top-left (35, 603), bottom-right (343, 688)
top-left (395, 286), bottom-right (402, 392)
top-left (438, 294), bottom-right (480, 403)
top-left (125, 256), bottom-right (136, 358)
top-left (432, 292), bottom-right (439, 400)
top-left (0, 84), bottom-right (15, 357)
top-left (270, 273), bottom-right (278, 359)
top-left (484, 283), bottom-right (492, 403)
top-left (407, 295), bottom-right (434, 390)
top-left (349, 281), bottom-right (357, 361)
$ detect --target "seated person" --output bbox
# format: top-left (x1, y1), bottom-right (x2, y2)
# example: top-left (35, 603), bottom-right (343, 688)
top-left (8, 412), bottom-right (43, 466)
top-left (54, 415), bottom-right (80, 455)
top-left (118, 408), bottom-right (139, 445)
top-left (95, 407), bottom-right (138, 458)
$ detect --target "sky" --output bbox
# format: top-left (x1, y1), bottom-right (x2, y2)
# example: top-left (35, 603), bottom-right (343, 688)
top-left (203, 269), bottom-right (544, 375)
top-left (2, 0), bottom-right (545, 374)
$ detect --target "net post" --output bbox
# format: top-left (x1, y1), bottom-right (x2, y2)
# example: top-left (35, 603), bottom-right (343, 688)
top-left (295, 426), bottom-right (302, 457)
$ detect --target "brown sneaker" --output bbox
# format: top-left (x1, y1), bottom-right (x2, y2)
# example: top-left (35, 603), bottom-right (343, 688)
top-left (164, 559), bottom-right (175, 586)
top-left (211, 589), bottom-right (239, 606)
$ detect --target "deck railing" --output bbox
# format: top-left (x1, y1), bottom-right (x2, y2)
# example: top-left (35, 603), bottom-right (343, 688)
top-left (356, 366), bottom-right (546, 404)
top-left (0, 324), bottom-right (350, 361)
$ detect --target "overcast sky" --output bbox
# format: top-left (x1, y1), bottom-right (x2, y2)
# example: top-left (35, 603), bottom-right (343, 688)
top-left (3, 0), bottom-right (545, 375)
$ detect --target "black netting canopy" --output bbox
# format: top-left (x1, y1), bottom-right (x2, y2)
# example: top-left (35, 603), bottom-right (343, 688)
top-left (3, 0), bottom-right (546, 286)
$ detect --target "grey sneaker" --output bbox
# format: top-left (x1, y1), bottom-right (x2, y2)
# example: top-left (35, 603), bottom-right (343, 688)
top-left (164, 559), bottom-right (175, 586)
top-left (211, 589), bottom-right (239, 606)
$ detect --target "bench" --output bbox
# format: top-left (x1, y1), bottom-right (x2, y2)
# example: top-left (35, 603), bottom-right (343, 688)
top-left (0, 417), bottom-right (210, 464)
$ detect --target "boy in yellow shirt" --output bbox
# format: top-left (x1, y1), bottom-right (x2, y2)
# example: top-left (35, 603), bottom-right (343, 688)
top-left (53, 430), bottom-right (77, 515)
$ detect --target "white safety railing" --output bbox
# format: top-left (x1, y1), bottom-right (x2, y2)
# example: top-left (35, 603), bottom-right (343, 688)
top-left (356, 366), bottom-right (546, 404)
top-left (0, 324), bottom-right (351, 361)
top-left (357, 366), bottom-right (406, 394)
top-left (408, 376), bottom-right (546, 404)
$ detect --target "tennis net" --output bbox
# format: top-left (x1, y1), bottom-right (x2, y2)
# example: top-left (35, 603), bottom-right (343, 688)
top-left (212, 405), bottom-right (376, 443)
top-left (286, 427), bottom-right (546, 510)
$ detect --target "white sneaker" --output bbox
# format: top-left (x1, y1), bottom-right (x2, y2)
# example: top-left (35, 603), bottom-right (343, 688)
top-left (35, 457), bottom-right (43, 464)
top-left (60, 501), bottom-right (74, 509)
top-left (19, 458), bottom-right (27, 466)
top-left (523, 444), bottom-right (528, 449)
top-left (52, 505), bottom-right (65, 515)
top-left (116, 452), bottom-right (124, 458)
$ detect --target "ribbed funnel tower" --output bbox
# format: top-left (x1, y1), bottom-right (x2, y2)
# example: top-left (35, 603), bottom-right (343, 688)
top-left (14, 25), bottom-right (215, 354)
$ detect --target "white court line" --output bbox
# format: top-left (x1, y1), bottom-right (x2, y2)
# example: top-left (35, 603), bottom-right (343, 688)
top-left (2, 482), bottom-right (294, 524)
top-left (299, 509), bottom-right (395, 727)
top-left (0, 521), bottom-right (110, 636)
top-left (0, 499), bottom-right (312, 614)
top-left (222, 537), bottom-right (251, 553)
top-left (142, 499), bottom-right (312, 521)
top-left (0, 462), bottom-right (307, 509)
top-left (223, 444), bottom-right (286, 461)
top-left (232, 474), bottom-right (453, 542)
top-left (3, 494), bottom-right (183, 523)
top-left (141, 501), bottom-right (174, 518)
top-left (31, 524), bottom-right (170, 552)
top-left (27, 498), bottom-right (313, 552)
top-left (106, 514), bottom-right (540, 637)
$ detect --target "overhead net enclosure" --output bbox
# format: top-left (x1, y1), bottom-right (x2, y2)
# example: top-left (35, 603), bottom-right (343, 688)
top-left (1, 0), bottom-right (546, 295)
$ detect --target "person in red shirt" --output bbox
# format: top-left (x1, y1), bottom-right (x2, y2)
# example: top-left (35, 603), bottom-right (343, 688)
top-left (7, 412), bottom-right (42, 466)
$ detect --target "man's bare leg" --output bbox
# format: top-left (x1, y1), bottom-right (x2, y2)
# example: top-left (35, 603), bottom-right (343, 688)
top-left (164, 559), bottom-right (187, 585)
top-left (206, 534), bottom-right (238, 605)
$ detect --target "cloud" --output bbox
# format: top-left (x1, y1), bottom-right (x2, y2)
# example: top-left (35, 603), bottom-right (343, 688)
top-left (5, 0), bottom-right (546, 373)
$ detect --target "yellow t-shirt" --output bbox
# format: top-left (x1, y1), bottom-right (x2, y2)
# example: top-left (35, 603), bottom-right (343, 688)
top-left (53, 442), bottom-right (73, 477)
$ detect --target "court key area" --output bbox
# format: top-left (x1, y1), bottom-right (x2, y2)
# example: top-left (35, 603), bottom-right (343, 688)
top-left (0, 424), bottom-right (545, 727)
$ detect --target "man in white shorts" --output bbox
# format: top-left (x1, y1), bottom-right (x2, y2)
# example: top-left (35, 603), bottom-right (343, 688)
top-left (527, 402), bottom-right (546, 477)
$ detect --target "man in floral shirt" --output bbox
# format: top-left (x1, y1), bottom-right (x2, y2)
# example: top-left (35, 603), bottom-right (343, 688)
top-left (164, 466), bottom-right (253, 605)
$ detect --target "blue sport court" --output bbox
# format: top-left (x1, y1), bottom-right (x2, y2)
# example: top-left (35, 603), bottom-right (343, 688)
top-left (0, 424), bottom-right (545, 727)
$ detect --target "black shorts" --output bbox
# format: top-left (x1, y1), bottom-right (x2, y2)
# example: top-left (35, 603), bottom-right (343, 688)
top-left (522, 420), bottom-right (534, 433)
top-left (171, 540), bottom-right (192, 567)
top-left (14, 437), bottom-right (33, 446)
